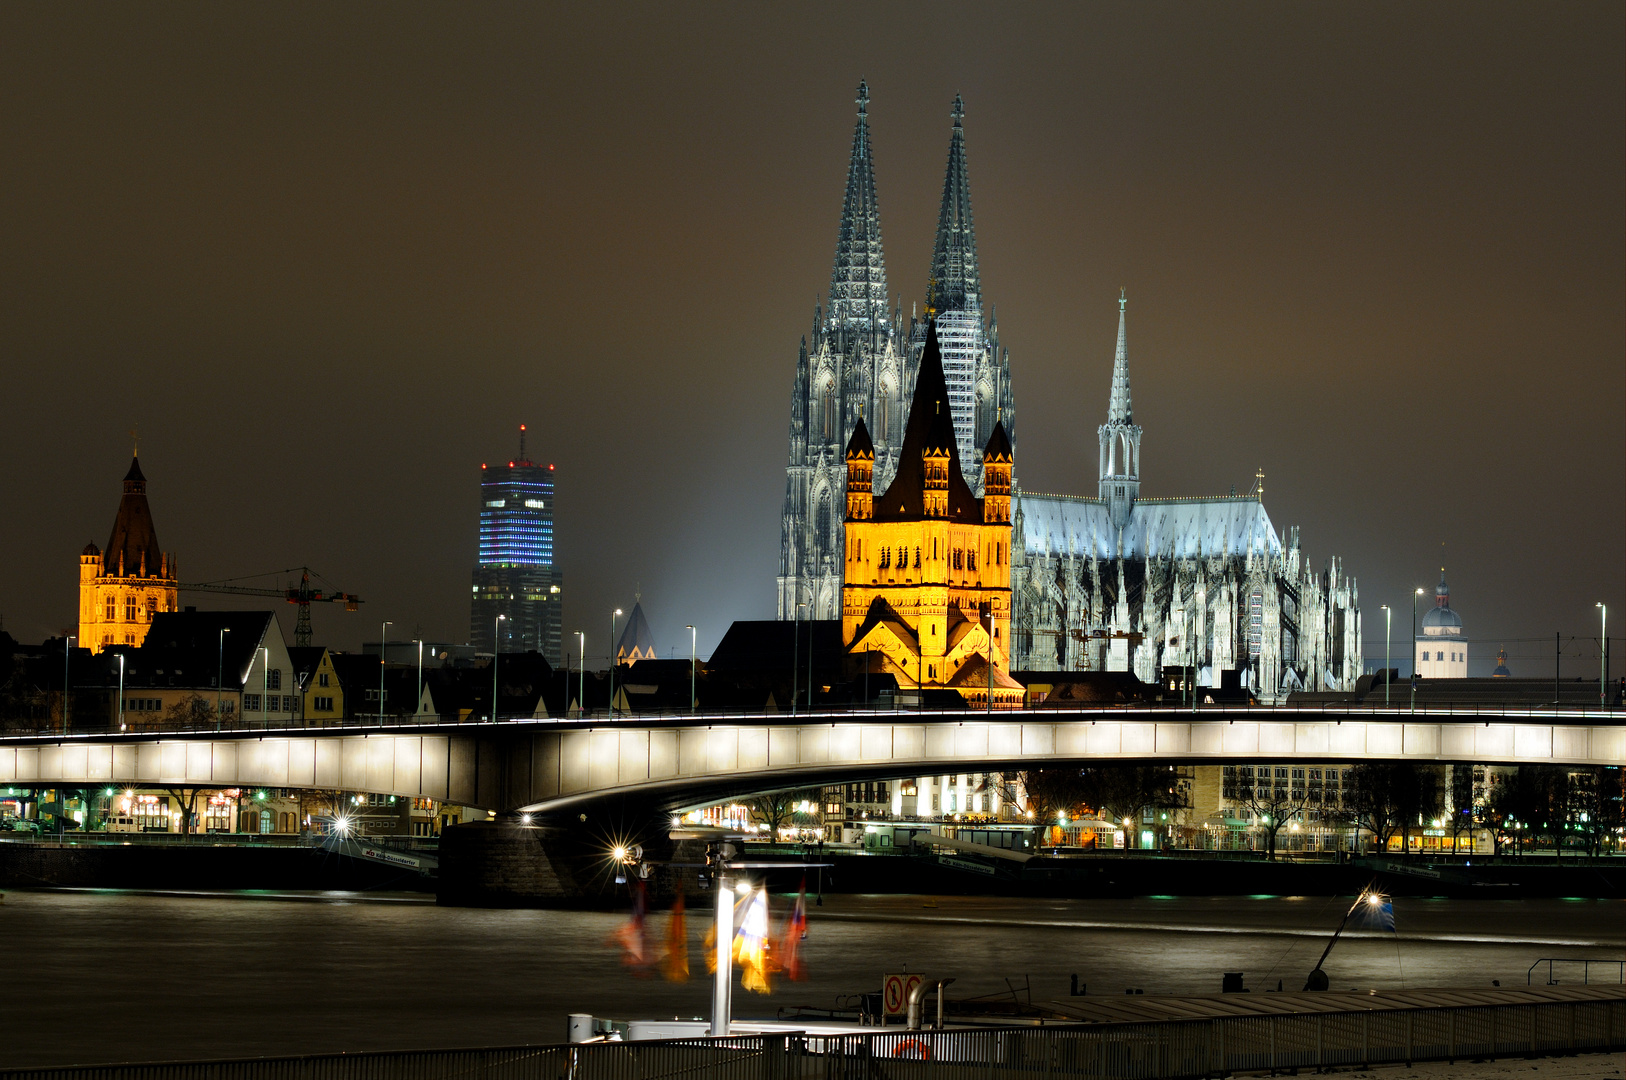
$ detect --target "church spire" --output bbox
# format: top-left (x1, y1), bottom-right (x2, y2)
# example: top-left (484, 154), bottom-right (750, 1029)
top-left (1098, 290), bottom-right (1143, 531)
top-left (926, 94), bottom-right (979, 317)
top-left (827, 80), bottom-right (888, 330)
top-left (1107, 288), bottom-right (1133, 424)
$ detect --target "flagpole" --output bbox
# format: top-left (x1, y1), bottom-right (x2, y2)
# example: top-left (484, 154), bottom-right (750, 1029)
top-left (711, 876), bottom-right (732, 1036)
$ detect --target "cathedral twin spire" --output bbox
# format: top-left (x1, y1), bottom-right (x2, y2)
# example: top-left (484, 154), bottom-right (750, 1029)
top-left (1098, 290), bottom-right (1142, 531)
top-left (926, 95), bottom-right (980, 318)
top-left (827, 81), bottom-right (889, 330)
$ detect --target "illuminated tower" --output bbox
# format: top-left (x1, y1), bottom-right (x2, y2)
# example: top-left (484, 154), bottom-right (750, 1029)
top-left (470, 425), bottom-right (561, 663)
top-left (780, 86), bottom-right (1015, 622)
top-left (842, 322), bottom-right (1020, 706)
top-left (79, 453), bottom-right (178, 653)
top-left (1416, 570), bottom-right (1466, 678)
top-left (1097, 290), bottom-right (1141, 532)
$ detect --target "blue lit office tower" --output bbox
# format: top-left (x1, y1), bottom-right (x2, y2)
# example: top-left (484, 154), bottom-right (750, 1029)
top-left (470, 426), bottom-right (561, 663)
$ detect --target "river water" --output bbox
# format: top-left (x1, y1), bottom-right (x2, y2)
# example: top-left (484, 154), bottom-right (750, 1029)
top-left (1, 890), bottom-right (1621, 1068)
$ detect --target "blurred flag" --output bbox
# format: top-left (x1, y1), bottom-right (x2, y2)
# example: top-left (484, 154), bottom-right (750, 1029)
top-left (733, 887), bottom-right (771, 993)
top-left (777, 881), bottom-right (808, 981)
top-left (610, 880), bottom-right (650, 973)
top-left (661, 888), bottom-right (689, 982)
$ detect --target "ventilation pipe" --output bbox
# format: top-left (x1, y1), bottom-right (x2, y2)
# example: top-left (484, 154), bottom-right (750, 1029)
top-left (906, 977), bottom-right (955, 1030)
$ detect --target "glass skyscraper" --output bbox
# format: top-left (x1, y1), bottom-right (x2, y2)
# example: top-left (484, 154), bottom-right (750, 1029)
top-left (470, 427), bottom-right (561, 663)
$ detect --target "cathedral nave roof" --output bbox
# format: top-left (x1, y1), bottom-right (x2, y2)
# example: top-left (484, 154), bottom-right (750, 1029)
top-left (1018, 492), bottom-right (1283, 562)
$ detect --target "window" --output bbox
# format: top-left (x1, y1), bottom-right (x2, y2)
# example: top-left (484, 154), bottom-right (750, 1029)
top-left (914, 547), bottom-right (921, 569)
top-left (318, 672), bottom-right (330, 688)
top-left (268, 669), bottom-right (282, 691)
top-left (124, 596), bottom-right (137, 621)
top-left (1437, 651), bottom-right (1444, 662)
top-left (106, 597), bottom-right (116, 621)
top-left (146, 597), bottom-right (157, 619)
top-left (313, 696), bottom-right (334, 712)
top-left (244, 694), bottom-right (261, 712)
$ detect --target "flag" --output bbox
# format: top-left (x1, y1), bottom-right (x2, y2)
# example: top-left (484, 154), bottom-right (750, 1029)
top-left (610, 880), bottom-right (650, 973)
top-left (733, 887), bottom-right (772, 994)
top-left (661, 888), bottom-right (689, 982)
top-left (777, 881), bottom-right (808, 981)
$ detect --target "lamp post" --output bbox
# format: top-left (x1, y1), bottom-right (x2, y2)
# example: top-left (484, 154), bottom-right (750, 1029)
top-left (260, 646), bottom-right (270, 729)
top-left (63, 635), bottom-right (75, 732)
top-left (1598, 603), bottom-right (1609, 706)
top-left (985, 608), bottom-right (994, 714)
top-left (608, 609), bottom-right (622, 716)
top-left (380, 620), bottom-right (393, 722)
top-left (415, 639), bottom-right (424, 720)
top-left (216, 627), bottom-right (230, 730)
top-left (792, 602), bottom-right (804, 716)
top-left (1381, 604), bottom-right (1391, 708)
top-left (1192, 590), bottom-right (1205, 714)
top-left (1411, 588), bottom-right (1424, 714)
top-left (575, 631), bottom-right (585, 715)
top-left (686, 625), bottom-right (697, 714)
top-left (116, 653), bottom-right (126, 732)
top-left (492, 614), bottom-right (506, 721)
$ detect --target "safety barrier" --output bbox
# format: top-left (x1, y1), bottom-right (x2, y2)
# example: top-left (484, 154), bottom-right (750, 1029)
top-left (1, 995), bottom-right (1621, 1080)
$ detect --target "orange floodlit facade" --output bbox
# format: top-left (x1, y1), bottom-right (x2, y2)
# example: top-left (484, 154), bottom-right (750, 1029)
top-left (78, 455), bottom-right (179, 653)
top-left (841, 322), bottom-right (1022, 707)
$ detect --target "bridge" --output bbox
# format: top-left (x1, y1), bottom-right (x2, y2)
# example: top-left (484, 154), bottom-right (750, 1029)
top-left (2, 705), bottom-right (1621, 814)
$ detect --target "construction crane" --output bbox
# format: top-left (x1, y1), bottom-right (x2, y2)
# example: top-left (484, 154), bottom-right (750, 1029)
top-left (179, 567), bottom-right (362, 647)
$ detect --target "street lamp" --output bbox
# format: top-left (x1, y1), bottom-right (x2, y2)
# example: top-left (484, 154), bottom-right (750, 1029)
top-left (1598, 603), bottom-right (1608, 706)
top-left (1381, 604), bottom-right (1391, 708)
top-left (1411, 588), bottom-right (1424, 714)
top-left (63, 635), bottom-right (75, 731)
top-left (985, 608), bottom-right (994, 714)
top-left (793, 602), bottom-right (805, 717)
top-left (686, 625), bottom-right (697, 714)
top-left (575, 631), bottom-right (585, 715)
top-left (415, 639), bottom-right (424, 720)
top-left (380, 620), bottom-right (393, 722)
top-left (1192, 590), bottom-right (1205, 713)
top-left (492, 614), bottom-right (506, 721)
top-left (260, 646), bottom-right (270, 729)
top-left (116, 653), bottom-right (126, 732)
top-left (217, 627), bottom-right (231, 730)
top-left (608, 608), bottom-right (623, 716)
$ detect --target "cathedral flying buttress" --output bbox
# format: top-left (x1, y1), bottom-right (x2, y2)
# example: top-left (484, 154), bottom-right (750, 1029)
top-left (779, 86), bottom-right (1016, 622)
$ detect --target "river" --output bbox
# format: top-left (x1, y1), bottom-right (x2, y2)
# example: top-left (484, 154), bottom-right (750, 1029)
top-left (1, 890), bottom-right (1621, 1067)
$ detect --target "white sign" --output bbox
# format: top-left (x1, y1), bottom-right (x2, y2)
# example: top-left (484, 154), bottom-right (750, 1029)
top-left (882, 973), bottom-right (923, 1017)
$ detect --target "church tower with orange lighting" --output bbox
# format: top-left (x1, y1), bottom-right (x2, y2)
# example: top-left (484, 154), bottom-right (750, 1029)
top-left (78, 453), bottom-right (179, 653)
top-left (842, 322), bottom-right (1021, 706)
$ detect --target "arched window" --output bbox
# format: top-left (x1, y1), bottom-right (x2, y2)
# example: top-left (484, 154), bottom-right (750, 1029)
top-left (105, 597), bottom-right (116, 621)
top-left (814, 496), bottom-right (832, 564)
top-left (822, 383), bottom-right (835, 440)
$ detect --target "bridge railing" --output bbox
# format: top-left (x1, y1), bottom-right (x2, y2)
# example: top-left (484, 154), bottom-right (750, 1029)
top-left (0, 993), bottom-right (1620, 1080)
top-left (2, 699), bottom-right (1623, 740)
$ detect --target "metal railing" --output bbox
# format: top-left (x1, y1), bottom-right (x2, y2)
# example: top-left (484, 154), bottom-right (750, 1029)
top-left (3, 699), bottom-right (1623, 740)
top-left (1529, 959), bottom-right (1626, 986)
top-left (1, 995), bottom-right (1621, 1080)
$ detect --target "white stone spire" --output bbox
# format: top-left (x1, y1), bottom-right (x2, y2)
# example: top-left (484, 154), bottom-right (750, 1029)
top-left (1098, 289), bottom-right (1143, 531)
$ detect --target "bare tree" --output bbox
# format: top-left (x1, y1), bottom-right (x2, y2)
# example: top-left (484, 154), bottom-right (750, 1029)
top-left (745, 788), bottom-right (822, 839)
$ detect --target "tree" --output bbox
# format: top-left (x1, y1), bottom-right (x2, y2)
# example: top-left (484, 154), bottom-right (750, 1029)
top-left (1229, 766), bottom-right (1308, 860)
top-left (162, 693), bottom-right (219, 730)
top-left (745, 788), bottom-right (822, 840)
top-left (1343, 763), bottom-right (1442, 854)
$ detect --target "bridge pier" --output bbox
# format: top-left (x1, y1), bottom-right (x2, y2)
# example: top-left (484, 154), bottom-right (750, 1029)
top-left (436, 799), bottom-right (679, 908)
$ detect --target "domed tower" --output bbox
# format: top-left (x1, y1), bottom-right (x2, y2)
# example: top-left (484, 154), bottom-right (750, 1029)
top-left (1416, 569), bottom-right (1466, 678)
top-left (78, 453), bottom-right (179, 653)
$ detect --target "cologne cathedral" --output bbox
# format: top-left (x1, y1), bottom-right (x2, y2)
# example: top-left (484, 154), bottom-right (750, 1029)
top-left (777, 85), bottom-right (1014, 622)
top-left (1008, 296), bottom-right (1363, 699)
top-left (779, 85), bottom-right (1362, 700)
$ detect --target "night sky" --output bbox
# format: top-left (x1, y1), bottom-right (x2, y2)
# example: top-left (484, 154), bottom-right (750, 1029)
top-left (2, 5), bottom-right (1621, 677)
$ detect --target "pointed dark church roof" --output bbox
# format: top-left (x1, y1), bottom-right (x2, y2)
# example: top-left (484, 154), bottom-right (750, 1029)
top-left (616, 601), bottom-right (658, 663)
top-left (827, 80), bottom-right (888, 329)
top-left (873, 322), bottom-right (980, 522)
top-left (983, 418), bottom-right (1012, 462)
top-left (926, 95), bottom-right (979, 317)
top-left (845, 414), bottom-right (873, 458)
top-left (104, 455), bottom-right (166, 579)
